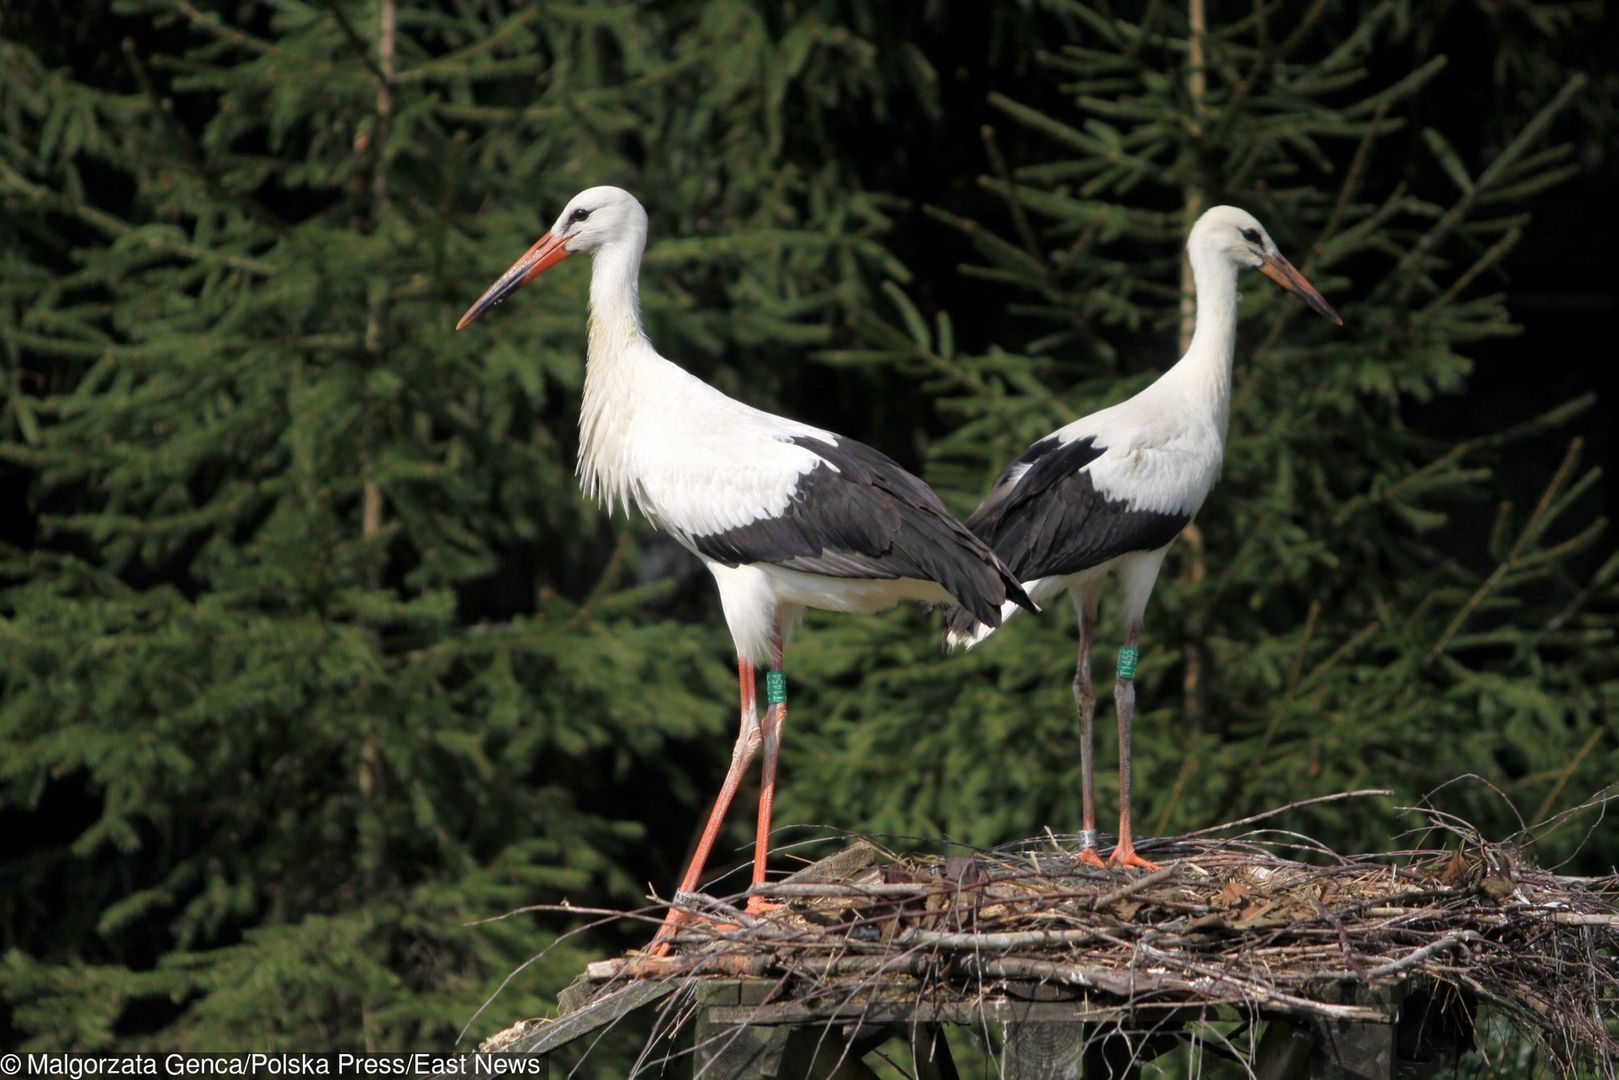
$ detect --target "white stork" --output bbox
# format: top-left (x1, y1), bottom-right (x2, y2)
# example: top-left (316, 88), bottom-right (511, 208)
top-left (457, 186), bottom-right (1033, 952)
top-left (945, 206), bottom-right (1342, 870)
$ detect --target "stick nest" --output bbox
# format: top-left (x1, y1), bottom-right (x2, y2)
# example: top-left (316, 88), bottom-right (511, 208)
top-left (557, 808), bottom-right (1619, 1074)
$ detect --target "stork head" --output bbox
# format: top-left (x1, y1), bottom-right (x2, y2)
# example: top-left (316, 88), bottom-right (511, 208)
top-left (457, 186), bottom-right (648, 329)
top-left (1191, 205), bottom-right (1343, 326)
top-left (545, 186), bottom-right (649, 255)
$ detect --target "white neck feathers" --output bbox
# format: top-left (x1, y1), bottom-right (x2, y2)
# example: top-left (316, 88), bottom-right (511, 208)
top-left (1164, 239), bottom-right (1242, 439)
top-left (578, 235), bottom-right (652, 513)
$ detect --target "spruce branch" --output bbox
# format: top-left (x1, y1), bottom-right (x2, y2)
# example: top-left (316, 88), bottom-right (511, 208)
top-left (1393, 73), bottom-right (1586, 303)
top-left (1275, 0), bottom-right (1332, 60)
top-left (1532, 728), bottom-right (1609, 828)
top-left (1428, 439), bottom-right (1585, 661)
top-left (0, 159), bottom-right (277, 277)
top-left (1311, 101), bottom-right (1389, 266)
top-left (118, 37), bottom-right (288, 233)
top-left (980, 125), bottom-right (1046, 268)
top-left (1253, 599), bottom-right (1322, 767)
top-left (393, 8), bottom-right (539, 84)
top-left (1343, 56), bottom-right (1449, 119)
top-left (316, 0), bottom-right (388, 82)
top-left (163, 1), bottom-right (355, 83)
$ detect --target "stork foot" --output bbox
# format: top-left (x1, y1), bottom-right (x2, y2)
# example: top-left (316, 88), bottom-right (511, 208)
top-left (1107, 843), bottom-right (1162, 872)
top-left (744, 895), bottom-right (783, 918)
top-left (1076, 846), bottom-right (1107, 869)
top-left (645, 913), bottom-right (683, 958)
top-left (644, 903), bottom-right (758, 957)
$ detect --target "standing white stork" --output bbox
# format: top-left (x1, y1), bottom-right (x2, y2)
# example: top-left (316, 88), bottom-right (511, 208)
top-left (945, 206), bottom-right (1342, 870)
top-left (457, 186), bottom-right (1033, 952)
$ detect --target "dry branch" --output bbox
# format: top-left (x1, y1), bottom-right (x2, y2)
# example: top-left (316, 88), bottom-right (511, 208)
top-left (500, 810), bottom-right (1619, 1076)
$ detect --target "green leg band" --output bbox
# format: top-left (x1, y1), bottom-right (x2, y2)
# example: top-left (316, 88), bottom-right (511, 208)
top-left (1116, 645), bottom-right (1139, 680)
top-left (765, 670), bottom-right (787, 705)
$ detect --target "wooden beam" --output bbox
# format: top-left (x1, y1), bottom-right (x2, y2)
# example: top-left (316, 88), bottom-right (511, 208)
top-left (1253, 1019), bottom-right (1314, 1080)
top-left (1307, 1014), bottom-right (1394, 1080)
top-left (1299, 983), bottom-right (1405, 1080)
top-left (694, 979), bottom-right (891, 1078)
top-left (705, 997), bottom-right (1205, 1027)
top-left (489, 978), bottom-right (678, 1056)
top-left (1003, 1020), bottom-right (1084, 1079)
top-left (909, 1025), bottom-right (961, 1080)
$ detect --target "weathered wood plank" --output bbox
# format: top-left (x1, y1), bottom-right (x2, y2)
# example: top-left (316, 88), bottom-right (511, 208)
top-left (692, 1012), bottom-right (797, 1078)
top-left (1253, 1019), bottom-right (1315, 1080)
top-left (706, 999), bottom-right (1207, 1027)
top-left (1300, 983), bottom-right (1403, 1080)
top-left (1003, 1021), bottom-right (1084, 1080)
top-left (694, 980), bottom-right (891, 1079)
top-left (909, 1025), bottom-right (961, 1080)
top-left (489, 978), bottom-right (678, 1056)
top-left (1307, 1016), bottom-right (1394, 1080)
top-left (778, 840), bottom-right (886, 885)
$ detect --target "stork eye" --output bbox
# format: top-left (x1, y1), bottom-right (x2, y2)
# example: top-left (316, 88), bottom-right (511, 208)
top-left (1240, 227), bottom-right (1262, 244)
top-left (569, 208), bottom-right (592, 225)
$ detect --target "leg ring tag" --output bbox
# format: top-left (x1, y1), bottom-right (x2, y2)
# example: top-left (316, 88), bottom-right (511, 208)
top-left (1116, 645), bottom-right (1139, 680)
top-left (765, 670), bottom-right (787, 705)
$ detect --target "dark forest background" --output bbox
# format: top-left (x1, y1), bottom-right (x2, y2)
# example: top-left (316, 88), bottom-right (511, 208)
top-left (2, 0), bottom-right (1616, 1070)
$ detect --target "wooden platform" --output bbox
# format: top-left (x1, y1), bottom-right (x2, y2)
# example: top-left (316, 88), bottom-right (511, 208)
top-left (478, 818), bottom-right (1618, 1077)
top-left (486, 970), bottom-right (1420, 1077)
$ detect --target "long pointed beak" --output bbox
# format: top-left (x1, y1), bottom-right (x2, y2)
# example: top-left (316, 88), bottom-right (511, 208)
top-left (456, 231), bottom-right (573, 330)
top-left (1257, 253), bottom-right (1343, 326)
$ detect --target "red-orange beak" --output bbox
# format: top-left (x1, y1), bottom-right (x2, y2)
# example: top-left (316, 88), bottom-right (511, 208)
top-left (1257, 252), bottom-right (1343, 326)
top-left (456, 231), bottom-right (574, 330)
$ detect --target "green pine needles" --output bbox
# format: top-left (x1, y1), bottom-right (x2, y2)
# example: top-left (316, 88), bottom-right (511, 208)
top-left (795, 10), bottom-right (1616, 897)
top-left (1, 0), bottom-right (1613, 1065)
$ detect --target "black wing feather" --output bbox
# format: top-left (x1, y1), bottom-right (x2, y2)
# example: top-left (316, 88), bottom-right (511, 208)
top-left (944, 434), bottom-right (1190, 638)
top-left (690, 435), bottom-right (1033, 627)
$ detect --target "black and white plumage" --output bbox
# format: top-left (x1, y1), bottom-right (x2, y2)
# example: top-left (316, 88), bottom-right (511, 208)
top-left (957, 434), bottom-right (1194, 592)
top-left (945, 205), bottom-right (1343, 870)
top-left (457, 185), bottom-right (1031, 952)
top-left (691, 434), bottom-right (1017, 625)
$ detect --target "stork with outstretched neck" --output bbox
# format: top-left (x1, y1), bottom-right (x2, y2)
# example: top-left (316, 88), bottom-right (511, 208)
top-left (457, 186), bottom-right (1033, 953)
top-left (945, 206), bottom-right (1342, 870)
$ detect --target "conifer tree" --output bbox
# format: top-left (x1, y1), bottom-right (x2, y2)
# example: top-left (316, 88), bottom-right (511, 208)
top-left (1, 0), bottom-right (1612, 1064)
top-left (0, 0), bottom-right (937, 1052)
top-left (786, 2), bottom-right (1616, 879)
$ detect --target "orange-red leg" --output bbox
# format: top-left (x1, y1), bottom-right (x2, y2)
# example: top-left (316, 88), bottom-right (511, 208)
top-left (647, 658), bottom-right (760, 955)
top-left (748, 618), bottom-right (786, 917)
top-left (1109, 624), bottom-right (1161, 871)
